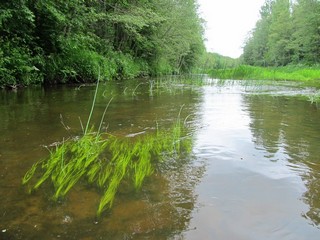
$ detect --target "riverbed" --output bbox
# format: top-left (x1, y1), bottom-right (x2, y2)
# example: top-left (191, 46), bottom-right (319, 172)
top-left (1, 76), bottom-right (319, 239)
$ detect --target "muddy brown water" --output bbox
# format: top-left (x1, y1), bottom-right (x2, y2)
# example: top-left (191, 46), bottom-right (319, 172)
top-left (0, 77), bottom-right (320, 239)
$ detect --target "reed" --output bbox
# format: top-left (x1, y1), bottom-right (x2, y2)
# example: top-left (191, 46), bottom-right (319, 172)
top-left (84, 68), bottom-right (100, 135)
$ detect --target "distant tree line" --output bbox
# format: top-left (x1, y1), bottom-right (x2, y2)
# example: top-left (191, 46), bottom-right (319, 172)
top-left (198, 52), bottom-right (240, 71)
top-left (0, 0), bottom-right (204, 87)
top-left (242, 0), bottom-right (320, 66)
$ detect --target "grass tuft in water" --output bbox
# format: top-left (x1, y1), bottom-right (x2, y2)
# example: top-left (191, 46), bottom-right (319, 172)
top-left (22, 114), bottom-right (192, 217)
top-left (22, 71), bottom-right (193, 217)
top-left (308, 91), bottom-right (320, 105)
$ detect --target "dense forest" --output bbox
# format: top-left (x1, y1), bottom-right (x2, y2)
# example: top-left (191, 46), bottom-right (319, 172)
top-left (197, 52), bottom-right (240, 70)
top-left (0, 0), bottom-right (204, 87)
top-left (242, 0), bottom-right (320, 66)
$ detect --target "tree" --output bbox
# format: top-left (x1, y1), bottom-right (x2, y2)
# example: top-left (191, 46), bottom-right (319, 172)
top-left (0, 0), bottom-right (44, 86)
top-left (242, 0), bottom-right (320, 66)
top-left (0, 0), bottom-right (205, 86)
top-left (291, 0), bottom-right (320, 64)
top-left (149, 0), bottom-right (204, 74)
top-left (266, 0), bottom-right (293, 66)
top-left (243, 0), bottom-right (273, 66)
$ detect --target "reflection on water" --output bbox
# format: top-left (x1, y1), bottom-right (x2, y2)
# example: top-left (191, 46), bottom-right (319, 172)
top-left (0, 80), bottom-right (205, 239)
top-left (1, 78), bottom-right (320, 239)
top-left (244, 94), bottom-right (320, 227)
top-left (184, 82), bottom-right (320, 240)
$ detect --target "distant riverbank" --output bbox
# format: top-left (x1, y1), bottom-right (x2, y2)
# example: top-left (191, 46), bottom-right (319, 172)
top-left (208, 65), bottom-right (320, 85)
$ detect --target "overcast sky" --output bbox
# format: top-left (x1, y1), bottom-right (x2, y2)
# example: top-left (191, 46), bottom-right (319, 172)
top-left (197, 0), bottom-right (265, 58)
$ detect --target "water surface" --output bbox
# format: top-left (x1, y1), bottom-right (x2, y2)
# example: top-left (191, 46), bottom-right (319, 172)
top-left (0, 77), bottom-right (320, 239)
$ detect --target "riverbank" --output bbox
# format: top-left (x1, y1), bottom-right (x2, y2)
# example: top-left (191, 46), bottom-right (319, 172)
top-left (208, 65), bottom-right (320, 85)
top-left (0, 1), bottom-right (204, 89)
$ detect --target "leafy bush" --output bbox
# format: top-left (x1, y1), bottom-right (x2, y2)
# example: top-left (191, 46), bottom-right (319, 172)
top-left (0, 39), bottom-right (44, 87)
top-left (150, 57), bottom-right (173, 76)
top-left (44, 35), bottom-right (117, 83)
top-left (113, 52), bottom-right (142, 79)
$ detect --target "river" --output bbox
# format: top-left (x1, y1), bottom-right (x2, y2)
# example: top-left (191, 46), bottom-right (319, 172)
top-left (1, 76), bottom-right (320, 239)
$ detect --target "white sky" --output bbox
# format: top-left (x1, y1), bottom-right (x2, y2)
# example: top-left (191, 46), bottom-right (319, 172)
top-left (197, 0), bottom-right (265, 58)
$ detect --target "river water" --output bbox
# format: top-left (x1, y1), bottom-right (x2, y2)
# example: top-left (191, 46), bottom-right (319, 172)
top-left (0, 77), bottom-right (320, 239)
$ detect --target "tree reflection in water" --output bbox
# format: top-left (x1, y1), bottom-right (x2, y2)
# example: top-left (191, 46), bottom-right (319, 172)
top-left (244, 94), bottom-right (320, 227)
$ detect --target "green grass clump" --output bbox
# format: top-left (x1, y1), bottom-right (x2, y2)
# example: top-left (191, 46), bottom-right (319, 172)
top-left (22, 118), bottom-right (191, 217)
top-left (22, 131), bottom-right (108, 198)
top-left (22, 74), bottom-right (193, 217)
top-left (308, 91), bottom-right (320, 105)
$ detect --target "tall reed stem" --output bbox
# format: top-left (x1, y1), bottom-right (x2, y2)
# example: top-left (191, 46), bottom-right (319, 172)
top-left (84, 68), bottom-right (100, 135)
top-left (97, 97), bottom-right (113, 137)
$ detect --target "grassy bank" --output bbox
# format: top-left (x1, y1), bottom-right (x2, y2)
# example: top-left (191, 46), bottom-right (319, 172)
top-left (208, 65), bottom-right (320, 83)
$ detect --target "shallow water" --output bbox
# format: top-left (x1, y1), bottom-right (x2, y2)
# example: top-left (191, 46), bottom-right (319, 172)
top-left (1, 77), bottom-right (320, 239)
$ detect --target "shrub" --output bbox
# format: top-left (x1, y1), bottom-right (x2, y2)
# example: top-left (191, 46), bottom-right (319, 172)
top-left (0, 39), bottom-right (44, 87)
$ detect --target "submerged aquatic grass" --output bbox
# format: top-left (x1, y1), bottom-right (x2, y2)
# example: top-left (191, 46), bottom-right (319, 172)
top-left (22, 121), bottom-right (191, 217)
top-left (22, 75), bottom-right (192, 217)
top-left (22, 72), bottom-right (194, 217)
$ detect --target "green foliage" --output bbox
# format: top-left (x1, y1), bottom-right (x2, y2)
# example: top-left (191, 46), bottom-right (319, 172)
top-left (0, 39), bottom-right (44, 87)
top-left (22, 121), bottom-right (191, 217)
top-left (266, 0), bottom-right (292, 65)
top-left (45, 35), bottom-right (115, 83)
top-left (196, 52), bottom-right (240, 73)
top-left (0, 0), bottom-right (204, 86)
top-left (149, 57), bottom-right (174, 76)
top-left (243, 0), bottom-right (320, 66)
top-left (290, 0), bottom-right (320, 64)
top-left (113, 52), bottom-right (144, 79)
top-left (140, 0), bottom-right (207, 72)
top-left (0, 1), bottom-right (44, 87)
